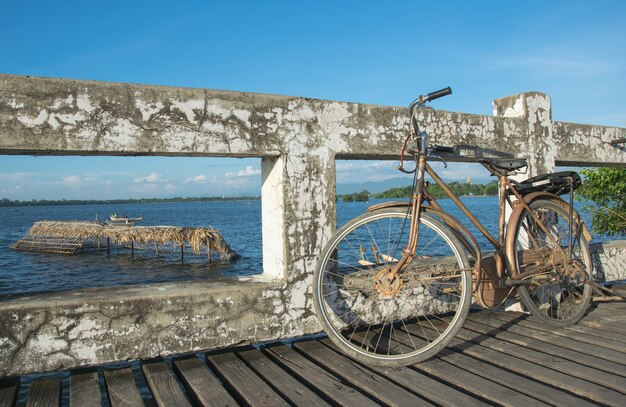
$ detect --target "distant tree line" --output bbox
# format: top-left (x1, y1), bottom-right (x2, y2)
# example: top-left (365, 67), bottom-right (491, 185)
top-left (341, 190), bottom-right (371, 202)
top-left (339, 181), bottom-right (499, 202)
top-left (0, 196), bottom-right (260, 207)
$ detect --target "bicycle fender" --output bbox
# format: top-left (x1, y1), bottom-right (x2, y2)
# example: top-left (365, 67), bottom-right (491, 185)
top-left (511, 192), bottom-right (591, 241)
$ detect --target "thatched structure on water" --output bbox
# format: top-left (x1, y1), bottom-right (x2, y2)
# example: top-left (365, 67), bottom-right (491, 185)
top-left (12, 221), bottom-right (238, 261)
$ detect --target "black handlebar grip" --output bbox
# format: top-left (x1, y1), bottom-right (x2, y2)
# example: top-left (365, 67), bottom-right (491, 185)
top-left (433, 145), bottom-right (455, 154)
top-left (426, 87), bottom-right (452, 101)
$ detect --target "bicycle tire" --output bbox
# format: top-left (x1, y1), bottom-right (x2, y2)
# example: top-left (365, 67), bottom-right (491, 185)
top-left (313, 208), bottom-right (472, 366)
top-left (509, 198), bottom-right (592, 327)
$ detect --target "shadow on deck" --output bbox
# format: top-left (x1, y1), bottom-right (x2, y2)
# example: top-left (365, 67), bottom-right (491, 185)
top-left (2, 301), bottom-right (626, 406)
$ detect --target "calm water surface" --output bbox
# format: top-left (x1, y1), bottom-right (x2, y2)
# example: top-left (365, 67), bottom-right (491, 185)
top-left (1, 196), bottom-right (596, 300)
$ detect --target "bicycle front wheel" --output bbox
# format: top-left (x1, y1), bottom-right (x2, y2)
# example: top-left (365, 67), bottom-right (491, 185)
top-left (509, 198), bottom-right (592, 327)
top-left (313, 208), bottom-right (472, 367)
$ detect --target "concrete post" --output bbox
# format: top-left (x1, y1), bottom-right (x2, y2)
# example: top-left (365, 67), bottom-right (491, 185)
top-left (261, 156), bottom-right (286, 279)
top-left (493, 92), bottom-right (556, 176)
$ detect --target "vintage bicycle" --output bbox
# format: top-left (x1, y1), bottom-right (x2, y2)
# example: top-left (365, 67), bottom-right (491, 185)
top-left (313, 87), bottom-right (593, 366)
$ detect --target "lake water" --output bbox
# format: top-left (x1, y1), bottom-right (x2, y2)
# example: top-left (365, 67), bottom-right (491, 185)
top-left (0, 196), bottom-right (597, 300)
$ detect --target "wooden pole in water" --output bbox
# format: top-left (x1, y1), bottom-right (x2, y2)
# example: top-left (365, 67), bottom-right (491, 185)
top-left (207, 241), bottom-right (212, 263)
top-left (107, 237), bottom-right (110, 255)
top-left (131, 241), bottom-right (134, 256)
top-left (155, 242), bottom-right (159, 256)
top-left (181, 243), bottom-right (184, 261)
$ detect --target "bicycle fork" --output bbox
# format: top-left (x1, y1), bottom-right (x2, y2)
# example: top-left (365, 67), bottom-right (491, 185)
top-left (375, 151), bottom-right (429, 297)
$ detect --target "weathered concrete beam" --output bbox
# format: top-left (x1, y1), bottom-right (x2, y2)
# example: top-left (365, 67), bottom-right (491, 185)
top-left (3, 75), bottom-right (624, 164)
top-left (0, 279), bottom-right (321, 377)
top-left (554, 121), bottom-right (626, 167)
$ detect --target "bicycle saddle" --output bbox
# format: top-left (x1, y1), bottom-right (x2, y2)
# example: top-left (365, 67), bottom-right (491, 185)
top-left (491, 159), bottom-right (527, 171)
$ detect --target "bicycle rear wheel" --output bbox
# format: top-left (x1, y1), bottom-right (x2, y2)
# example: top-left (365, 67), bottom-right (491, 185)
top-left (313, 208), bottom-right (472, 367)
top-left (509, 199), bottom-right (592, 326)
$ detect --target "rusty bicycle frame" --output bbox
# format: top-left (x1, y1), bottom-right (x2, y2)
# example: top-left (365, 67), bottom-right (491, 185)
top-left (378, 91), bottom-right (592, 308)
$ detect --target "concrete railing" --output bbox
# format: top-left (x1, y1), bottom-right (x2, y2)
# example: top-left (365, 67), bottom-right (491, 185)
top-left (0, 74), bottom-right (624, 376)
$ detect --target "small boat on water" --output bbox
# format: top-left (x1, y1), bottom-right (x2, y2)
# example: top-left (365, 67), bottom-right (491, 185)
top-left (109, 212), bottom-right (142, 225)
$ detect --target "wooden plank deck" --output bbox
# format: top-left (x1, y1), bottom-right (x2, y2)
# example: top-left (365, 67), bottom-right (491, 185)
top-left (2, 301), bottom-right (626, 406)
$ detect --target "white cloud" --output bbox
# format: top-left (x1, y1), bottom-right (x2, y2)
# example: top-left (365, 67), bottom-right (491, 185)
top-left (225, 165), bottom-right (261, 177)
top-left (184, 174), bottom-right (208, 184)
top-left (62, 175), bottom-right (82, 185)
top-left (134, 172), bottom-right (170, 184)
top-left (103, 179), bottom-right (114, 186)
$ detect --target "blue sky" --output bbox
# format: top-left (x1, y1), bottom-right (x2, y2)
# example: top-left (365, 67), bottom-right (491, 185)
top-left (1, 0), bottom-right (624, 200)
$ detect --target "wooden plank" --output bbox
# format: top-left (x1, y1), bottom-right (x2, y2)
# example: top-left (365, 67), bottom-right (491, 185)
top-left (588, 301), bottom-right (626, 311)
top-left (172, 358), bottom-right (238, 407)
top-left (69, 371), bottom-right (102, 407)
top-left (585, 307), bottom-right (626, 321)
top-left (344, 350), bottom-right (487, 407)
top-left (26, 377), bottom-right (60, 407)
top-left (293, 339), bottom-right (432, 406)
top-left (606, 285), bottom-right (626, 297)
top-left (478, 311), bottom-right (626, 357)
top-left (416, 354), bottom-right (552, 407)
top-left (433, 346), bottom-right (597, 407)
top-left (0, 377), bottom-right (20, 407)
top-left (237, 348), bottom-right (331, 407)
top-left (466, 313), bottom-right (626, 374)
top-left (578, 315), bottom-right (626, 335)
top-left (456, 318), bottom-right (626, 390)
top-left (347, 326), bottom-right (551, 407)
top-left (103, 368), bottom-right (144, 407)
top-left (412, 322), bottom-right (626, 406)
top-left (265, 344), bottom-right (380, 407)
top-left (478, 310), bottom-right (626, 353)
top-left (142, 361), bottom-right (191, 407)
top-left (206, 350), bottom-right (289, 407)
top-left (566, 321), bottom-right (626, 344)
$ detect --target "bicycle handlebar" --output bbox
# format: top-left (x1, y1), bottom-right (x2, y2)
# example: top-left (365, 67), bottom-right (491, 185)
top-left (400, 87), bottom-right (454, 172)
top-left (425, 87), bottom-right (452, 102)
top-left (409, 86), bottom-right (452, 112)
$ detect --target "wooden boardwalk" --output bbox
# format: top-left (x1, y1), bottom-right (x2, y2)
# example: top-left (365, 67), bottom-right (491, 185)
top-left (2, 301), bottom-right (626, 406)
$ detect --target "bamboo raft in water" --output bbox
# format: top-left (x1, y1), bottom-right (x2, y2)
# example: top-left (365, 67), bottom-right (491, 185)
top-left (12, 221), bottom-right (238, 262)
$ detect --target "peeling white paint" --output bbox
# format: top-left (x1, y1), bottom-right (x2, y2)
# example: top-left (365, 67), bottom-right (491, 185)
top-left (49, 112), bottom-right (86, 128)
top-left (71, 342), bottom-right (111, 361)
top-left (232, 108), bottom-right (251, 124)
top-left (69, 317), bottom-right (102, 340)
top-left (8, 98), bottom-right (24, 109)
top-left (135, 98), bottom-right (164, 122)
top-left (172, 99), bottom-right (205, 124)
top-left (76, 93), bottom-right (96, 113)
top-left (105, 119), bottom-right (140, 146)
top-left (30, 332), bottom-right (67, 355)
top-left (17, 109), bottom-right (49, 128)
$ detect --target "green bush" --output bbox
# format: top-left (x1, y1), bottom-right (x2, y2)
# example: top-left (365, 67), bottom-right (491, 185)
top-left (577, 167), bottom-right (626, 236)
